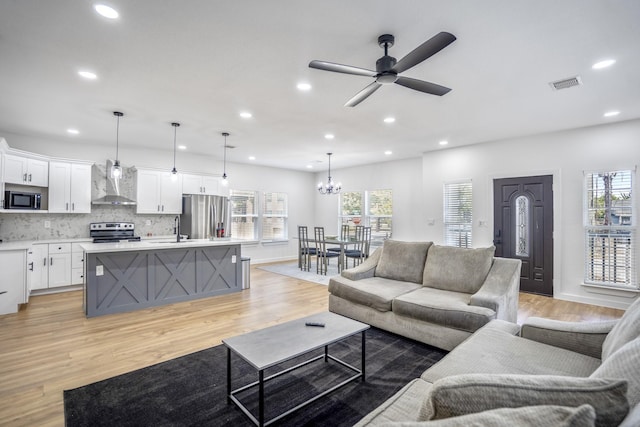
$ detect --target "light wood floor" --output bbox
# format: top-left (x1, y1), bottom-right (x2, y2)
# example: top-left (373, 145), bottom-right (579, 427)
top-left (0, 263), bottom-right (625, 427)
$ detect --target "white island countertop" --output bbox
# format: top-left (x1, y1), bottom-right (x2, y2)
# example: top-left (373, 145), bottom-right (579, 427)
top-left (80, 238), bottom-right (242, 253)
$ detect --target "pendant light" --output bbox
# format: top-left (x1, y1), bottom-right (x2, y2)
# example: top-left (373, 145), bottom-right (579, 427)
top-left (170, 122), bottom-right (180, 181)
top-left (221, 132), bottom-right (229, 186)
top-left (318, 152), bottom-right (341, 194)
top-left (111, 111), bottom-right (124, 178)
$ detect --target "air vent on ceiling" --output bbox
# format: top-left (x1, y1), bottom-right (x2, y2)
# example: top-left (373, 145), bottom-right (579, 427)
top-left (549, 75), bottom-right (582, 91)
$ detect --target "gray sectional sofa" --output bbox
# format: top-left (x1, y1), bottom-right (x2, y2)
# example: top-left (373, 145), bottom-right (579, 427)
top-left (328, 240), bottom-right (522, 350)
top-left (354, 296), bottom-right (640, 426)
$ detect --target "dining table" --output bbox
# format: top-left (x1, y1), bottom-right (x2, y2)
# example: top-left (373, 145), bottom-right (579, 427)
top-left (297, 236), bottom-right (359, 273)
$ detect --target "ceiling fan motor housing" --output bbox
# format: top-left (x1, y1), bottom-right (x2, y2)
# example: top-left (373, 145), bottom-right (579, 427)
top-left (376, 56), bottom-right (398, 83)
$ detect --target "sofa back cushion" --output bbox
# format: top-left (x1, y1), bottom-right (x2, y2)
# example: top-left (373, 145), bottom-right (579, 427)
top-left (375, 240), bottom-right (432, 284)
top-left (602, 296), bottom-right (640, 360)
top-left (591, 337), bottom-right (640, 407)
top-left (423, 245), bottom-right (495, 294)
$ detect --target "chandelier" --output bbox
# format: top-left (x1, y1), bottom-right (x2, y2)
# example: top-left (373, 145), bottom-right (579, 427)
top-left (318, 152), bottom-right (341, 195)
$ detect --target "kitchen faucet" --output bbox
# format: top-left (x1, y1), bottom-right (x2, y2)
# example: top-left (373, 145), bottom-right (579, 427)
top-left (175, 215), bottom-right (181, 242)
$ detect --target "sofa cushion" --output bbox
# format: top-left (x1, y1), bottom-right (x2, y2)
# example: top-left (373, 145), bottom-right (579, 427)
top-left (388, 404), bottom-right (596, 427)
top-left (376, 240), bottom-right (432, 284)
top-left (591, 336), bottom-right (640, 407)
top-left (421, 321), bottom-right (601, 383)
top-left (601, 296), bottom-right (640, 360)
top-left (328, 275), bottom-right (422, 312)
top-left (392, 287), bottom-right (496, 333)
top-left (421, 374), bottom-right (628, 427)
top-left (422, 245), bottom-right (494, 293)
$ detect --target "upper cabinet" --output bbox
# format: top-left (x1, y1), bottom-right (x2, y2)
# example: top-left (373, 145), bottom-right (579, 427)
top-left (135, 169), bottom-right (183, 214)
top-left (48, 161), bottom-right (92, 213)
top-left (182, 173), bottom-right (222, 196)
top-left (3, 154), bottom-right (48, 186)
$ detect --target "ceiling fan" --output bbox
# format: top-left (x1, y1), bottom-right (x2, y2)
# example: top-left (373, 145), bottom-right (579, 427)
top-left (309, 32), bottom-right (456, 107)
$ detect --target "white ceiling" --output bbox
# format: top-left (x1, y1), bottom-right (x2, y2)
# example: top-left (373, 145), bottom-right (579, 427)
top-left (0, 0), bottom-right (639, 172)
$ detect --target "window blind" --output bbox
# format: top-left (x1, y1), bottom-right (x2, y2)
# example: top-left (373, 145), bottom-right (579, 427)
top-left (444, 181), bottom-right (473, 248)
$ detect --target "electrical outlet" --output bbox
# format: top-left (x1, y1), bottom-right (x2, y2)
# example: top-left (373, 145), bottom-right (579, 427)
top-left (232, 255), bottom-right (237, 263)
top-left (145, 220), bottom-right (151, 226)
top-left (96, 265), bottom-right (104, 276)
top-left (44, 220), bottom-right (51, 228)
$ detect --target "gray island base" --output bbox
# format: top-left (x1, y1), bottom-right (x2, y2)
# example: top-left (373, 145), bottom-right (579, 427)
top-left (81, 240), bottom-right (242, 317)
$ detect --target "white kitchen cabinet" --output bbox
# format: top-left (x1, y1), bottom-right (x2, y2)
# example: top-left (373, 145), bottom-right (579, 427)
top-left (30, 243), bottom-right (75, 290)
top-left (3, 154), bottom-right (48, 186)
top-left (0, 250), bottom-right (27, 315)
top-left (48, 161), bottom-right (92, 213)
top-left (182, 173), bottom-right (220, 195)
top-left (135, 169), bottom-right (183, 214)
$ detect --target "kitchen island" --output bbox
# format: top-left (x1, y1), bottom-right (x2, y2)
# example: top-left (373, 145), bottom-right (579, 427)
top-left (81, 239), bottom-right (242, 317)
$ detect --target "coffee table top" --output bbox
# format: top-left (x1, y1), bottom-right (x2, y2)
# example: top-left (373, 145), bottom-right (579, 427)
top-left (222, 312), bottom-right (369, 370)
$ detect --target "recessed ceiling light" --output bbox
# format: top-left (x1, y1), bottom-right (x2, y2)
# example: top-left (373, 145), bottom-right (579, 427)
top-left (67, 128), bottom-right (79, 135)
top-left (297, 82), bottom-right (312, 91)
top-left (178, 145), bottom-right (187, 150)
top-left (603, 111), bottom-right (620, 117)
top-left (383, 117), bottom-right (396, 124)
top-left (239, 111), bottom-right (252, 119)
top-left (439, 140), bottom-right (449, 146)
top-left (248, 156), bottom-right (256, 160)
top-left (384, 150), bottom-right (392, 155)
top-left (94, 4), bottom-right (119, 19)
top-left (78, 70), bottom-right (97, 80)
top-left (324, 133), bottom-right (335, 140)
top-left (306, 164), bottom-right (313, 169)
top-left (592, 59), bottom-right (616, 70)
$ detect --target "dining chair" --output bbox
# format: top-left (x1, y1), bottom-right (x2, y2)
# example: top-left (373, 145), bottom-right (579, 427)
top-left (314, 226), bottom-right (340, 275)
top-left (345, 226), bottom-right (371, 268)
top-left (298, 225), bottom-right (316, 271)
top-left (328, 224), bottom-right (350, 254)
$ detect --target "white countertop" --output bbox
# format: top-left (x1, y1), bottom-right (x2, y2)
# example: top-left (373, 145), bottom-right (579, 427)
top-left (80, 238), bottom-right (241, 253)
top-left (0, 241), bottom-right (33, 251)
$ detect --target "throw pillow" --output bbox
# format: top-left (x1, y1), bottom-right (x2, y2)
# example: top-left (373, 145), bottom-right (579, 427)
top-left (375, 240), bottom-right (432, 284)
top-left (390, 404), bottom-right (596, 427)
top-left (421, 374), bottom-right (629, 427)
top-left (422, 245), bottom-right (494, 293)
top-left (591, 336), bottom-right (640, 407)
top-left (601, 296), bottom-right (640, 360)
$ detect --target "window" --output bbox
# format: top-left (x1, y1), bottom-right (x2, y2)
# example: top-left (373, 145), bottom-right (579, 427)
top-left (230, 190), bottom-right (258, 240)
top-left (584, 170), bottom-right (636, 288)
top-left (443, 181), bottom-right (472, 248)
top-left (366, 189), bottom-right (393, 244)
top-left (262, 192), bottom-right (288, 241)
top-left (339, 191), bottom-right (363, 232)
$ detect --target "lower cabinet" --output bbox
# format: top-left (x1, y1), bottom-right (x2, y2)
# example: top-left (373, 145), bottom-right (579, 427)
top-left (31, 241), bottom-right (86, 291)
top-left (0, 249), bottom-right (27, 315)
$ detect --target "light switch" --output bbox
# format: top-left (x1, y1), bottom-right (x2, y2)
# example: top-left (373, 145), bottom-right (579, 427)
top-left (427, 218), bottom-right (435, 226)
top-left (96, 265), bottom-right (104, 276)
top-left (231, 255), bottom-right (237, 263)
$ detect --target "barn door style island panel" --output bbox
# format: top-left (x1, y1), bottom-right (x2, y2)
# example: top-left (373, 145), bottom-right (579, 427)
top-left (81, 240), bottom-right (242, 317)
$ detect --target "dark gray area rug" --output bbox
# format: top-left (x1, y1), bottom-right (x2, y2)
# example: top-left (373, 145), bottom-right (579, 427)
top-left (64, 327), bottom-right (446, 426)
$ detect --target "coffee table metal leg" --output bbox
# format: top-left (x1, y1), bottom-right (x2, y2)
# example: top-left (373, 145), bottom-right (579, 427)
top-left (361, 331), bottom-right (366, 381)
top-left (227, 347), bottom-right (232, 402)
top-left (324, 344), bottom-right (328, 362)
top-left (259, 369), bottom-right (265, 426)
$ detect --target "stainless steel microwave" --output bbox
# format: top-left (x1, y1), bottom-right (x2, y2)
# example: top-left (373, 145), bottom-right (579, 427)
top-left (4, 191), bottom-right (42, 209)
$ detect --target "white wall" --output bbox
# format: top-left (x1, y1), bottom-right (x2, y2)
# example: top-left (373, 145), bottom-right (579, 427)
top-left (420, 119), bottom-right (640, 309)
top-left (1, 132), bottom-right (316, 264)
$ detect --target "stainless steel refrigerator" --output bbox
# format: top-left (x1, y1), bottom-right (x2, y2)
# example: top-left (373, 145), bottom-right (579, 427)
top-left (181, 195), bottom-right (231, 239)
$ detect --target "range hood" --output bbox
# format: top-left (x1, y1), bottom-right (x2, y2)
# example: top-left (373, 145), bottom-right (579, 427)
top-left (92, 159), bottom-right (137, 205)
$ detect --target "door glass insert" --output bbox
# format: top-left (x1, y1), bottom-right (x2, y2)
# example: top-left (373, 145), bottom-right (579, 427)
top-left (515, 195), bottom-right (530, 257)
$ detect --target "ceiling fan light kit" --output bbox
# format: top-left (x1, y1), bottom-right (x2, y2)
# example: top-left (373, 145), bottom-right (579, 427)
top-left (309, 31), bottom-right (456, 107)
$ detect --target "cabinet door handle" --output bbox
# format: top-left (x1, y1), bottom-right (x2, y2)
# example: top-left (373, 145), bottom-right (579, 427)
top-left (66, 203), bottom-right (69, 211)
top-left (157, 205), bottom-right (160, 212)
top-left (43, 258), bottom-right (47, 266)
top-left (203, 187), bottom-right (206, 193)
top-left (23, 173), bottom-right (27, 182)
top-left (28, 262), bottom-right (34, 271)
top-left (72, 202), bottom-right (75, 211)
top-left (28, 173), bottom-right (32, 182)
top-left (162, 205), bottom-right (164, 212)
top-left (50, 257), bottom-right (53, 265)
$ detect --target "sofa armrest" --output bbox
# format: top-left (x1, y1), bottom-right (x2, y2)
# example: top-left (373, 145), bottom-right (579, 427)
top-left (469, 258), bottom-right (521, 323)
top-left (521, 317), bottom-right (618, 359)
top-left (341, 248), bottom-right (381, 281)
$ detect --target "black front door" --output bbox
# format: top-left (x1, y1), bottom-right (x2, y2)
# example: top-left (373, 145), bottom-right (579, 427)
top-left (493, 175), bottom-right (554, 296)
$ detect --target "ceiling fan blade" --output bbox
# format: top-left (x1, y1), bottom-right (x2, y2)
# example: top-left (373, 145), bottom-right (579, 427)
top-left (309, 60), bottom-right (377, 77)
top-left (392, 32), bottom-right (456, 74)
top-left (394, 76), bottom-right (451, 96)
top-left (344, 82), bottom-right (382, 107)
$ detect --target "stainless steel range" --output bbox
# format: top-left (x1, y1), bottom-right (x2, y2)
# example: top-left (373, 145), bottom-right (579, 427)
top-left (90, 222), bottom-right (141, 243)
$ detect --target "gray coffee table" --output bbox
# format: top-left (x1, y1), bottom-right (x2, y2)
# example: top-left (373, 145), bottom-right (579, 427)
top-left (223, 311), bottom-right (370, 426)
